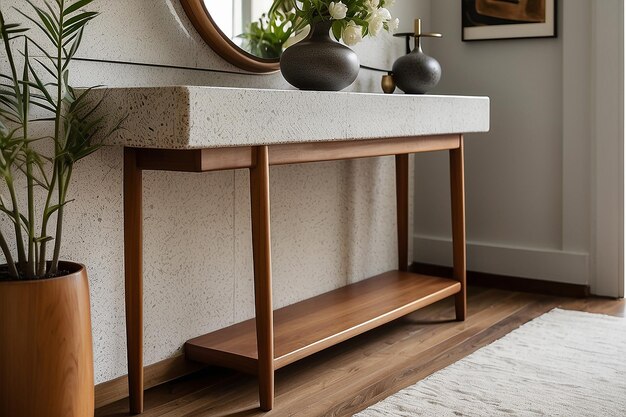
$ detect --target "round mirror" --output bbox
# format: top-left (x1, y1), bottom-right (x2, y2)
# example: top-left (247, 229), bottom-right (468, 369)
top-left (181, 0), bottom-right (286, 73)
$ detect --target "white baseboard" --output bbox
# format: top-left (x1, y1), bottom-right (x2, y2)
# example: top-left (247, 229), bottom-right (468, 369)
top-left (413, 235), bottom-right (590, 286)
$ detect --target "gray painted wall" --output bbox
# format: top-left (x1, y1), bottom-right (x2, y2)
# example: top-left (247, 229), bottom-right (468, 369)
top-left (413, 0), bottom-right (599, 290)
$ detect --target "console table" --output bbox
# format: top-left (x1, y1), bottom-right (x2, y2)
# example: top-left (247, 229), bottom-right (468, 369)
top-left (99, 86), bottom-right (490, 414)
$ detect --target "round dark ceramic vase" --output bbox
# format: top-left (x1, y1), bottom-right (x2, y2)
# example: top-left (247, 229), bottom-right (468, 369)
top-left (392, 40), bottom-right (441, 94)
top-left (280, 21), bottom-right (360, 91)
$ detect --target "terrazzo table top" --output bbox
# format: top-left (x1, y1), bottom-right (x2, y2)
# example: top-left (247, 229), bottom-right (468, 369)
top-left (97, 86), bottom-right (490, 149)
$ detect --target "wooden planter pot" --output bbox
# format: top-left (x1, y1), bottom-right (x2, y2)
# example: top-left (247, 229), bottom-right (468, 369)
top-left (0, 262), bottom-right (94, 417)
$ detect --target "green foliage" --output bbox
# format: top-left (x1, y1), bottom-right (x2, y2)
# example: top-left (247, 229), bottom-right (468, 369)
top-left (270, 0), bottom-right (397, 44)
top-left (238, 9), bottom-right (296, 59)
top-left (0, 0), bottom-right (119, 280)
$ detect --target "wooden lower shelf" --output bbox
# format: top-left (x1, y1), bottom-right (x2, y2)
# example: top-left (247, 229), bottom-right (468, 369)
top-left (185, 270), bottom-right (460, 374)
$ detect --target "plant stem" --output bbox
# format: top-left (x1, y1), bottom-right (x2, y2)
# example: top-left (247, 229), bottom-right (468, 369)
top-left (37, 161), bottom-right (58, 276)
top-left (50, 163), bottom-right (71, 275)
top-left (54, 2), bottom-right (64, 157)
top-left (26, 153), bottom-right (35, 278)
top-left (1, 13), bottom-right (26, 270)
top-left (0, 229), bottom-right (18, 278)
top-left (6, 177), bottom-right (26, 268)
top-left (48, 0), bottom-right (65, 275)
top-left (22, 38), bottom-right (35, 278)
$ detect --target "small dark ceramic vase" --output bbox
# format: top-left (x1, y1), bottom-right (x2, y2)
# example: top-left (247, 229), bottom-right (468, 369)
top-left (392, 39), bottom-right (441, 95)
top-left (280, 21), bottom-right (360, 91)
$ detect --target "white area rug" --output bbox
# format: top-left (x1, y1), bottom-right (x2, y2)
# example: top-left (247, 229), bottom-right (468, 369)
top-left (356, 309), bottom-right (626, 417)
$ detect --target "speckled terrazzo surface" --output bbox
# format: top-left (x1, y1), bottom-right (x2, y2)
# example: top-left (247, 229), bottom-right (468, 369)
top-left (96, 86), bottom-right (490, 149)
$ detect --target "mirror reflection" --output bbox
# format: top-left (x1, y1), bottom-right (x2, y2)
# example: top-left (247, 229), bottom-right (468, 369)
top-left (203, 0), bottom-right (295, 59)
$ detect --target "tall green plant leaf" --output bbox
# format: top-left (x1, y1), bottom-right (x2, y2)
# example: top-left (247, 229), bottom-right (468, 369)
top-left (63, 0), bottom-right (95, 17)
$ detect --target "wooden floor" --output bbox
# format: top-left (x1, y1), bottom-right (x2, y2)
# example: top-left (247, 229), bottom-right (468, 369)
top-left (96, 287), bottom-right (625, 417)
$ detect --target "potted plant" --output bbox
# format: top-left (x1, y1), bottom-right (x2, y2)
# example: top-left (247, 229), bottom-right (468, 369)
top-left (0, 1), bottom-right (118, 416)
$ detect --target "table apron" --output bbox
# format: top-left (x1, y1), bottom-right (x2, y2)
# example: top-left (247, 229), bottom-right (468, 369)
top-left (134, 134), bottom-right (462, 173)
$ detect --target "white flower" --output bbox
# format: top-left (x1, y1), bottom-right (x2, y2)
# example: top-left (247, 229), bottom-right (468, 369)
top-left (384, 0), bottom-right (396, 8)
top-left (374, 7), bottom-right (392, 21)
top-left (367, 7), bottom-right (393, 36)
top-left (368, 15), bottom-right (384, 36)
top-left (388, 17), bottom-right (399, 33)
top-left (342, 21), bottom-right (363, 46)
top-left (329, 1), bottom-right (348, 20)
top-left (367, 0), bottom-right (380, 10)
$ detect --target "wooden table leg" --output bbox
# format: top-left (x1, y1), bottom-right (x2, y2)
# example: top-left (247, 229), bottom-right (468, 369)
top-left (249, 146), bottom-right (275, 411)
top-left (395, 154), bottom-right (409, 272)
top-left (124, 148), bottom-right (144, 414)
top-left (450, 136), bottom-right (467, 321)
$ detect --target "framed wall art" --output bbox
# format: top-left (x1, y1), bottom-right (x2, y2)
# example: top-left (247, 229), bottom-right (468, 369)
top-left (462, 0), bottom-right (556, 41)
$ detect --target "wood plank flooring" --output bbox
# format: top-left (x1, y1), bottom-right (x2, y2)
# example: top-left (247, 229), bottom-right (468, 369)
top-left (96, 287), bottom-right (625, 417)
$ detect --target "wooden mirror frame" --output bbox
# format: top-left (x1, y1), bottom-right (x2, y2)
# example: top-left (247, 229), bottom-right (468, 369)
top-left (180, 0), bottom-right (280, 73)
